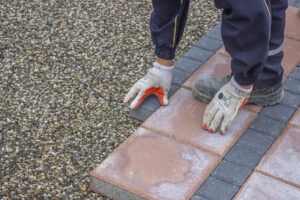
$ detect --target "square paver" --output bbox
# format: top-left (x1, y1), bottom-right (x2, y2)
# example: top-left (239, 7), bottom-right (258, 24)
top-left (194, 36), bottom-right (223, 52)
top-left (237, 129), bottom-right (275, 154)
top-left (90, 127), bottom-right (219, 200)
top-left (225, 144), bottom-right (264, 168)
top-left (280, 90), bottom-right (300, 109)
top-left (284, 78), bottom-right (300, 94)
top-left (196, 177), bottom-right (239, 200)
top-left (143, 88), bottom-right (257, 157)
top-left (289, 107), bottom-right (300, 127)
top-left (249, 115), bottom-right (286, 137)
top-left (174, 57), bottom-right (204, 74)
top-left (259, 104), bottom-right (295, 123)
top-left (234, 172), bottom-right (300, 200)
top-left (211, 160), bottom-right (253, 186)
top-left (290, 67), bottom-right (300, 81)
top-left (184, 47), bottom-right (214, 63)
top-left (257, 127), bottom-right (300, 186)
top-left (285, 6), bottom-right (300, 41)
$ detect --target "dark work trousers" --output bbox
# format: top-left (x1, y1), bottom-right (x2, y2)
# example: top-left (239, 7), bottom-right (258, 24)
top-left (150, 0), bottom-right (288, 89)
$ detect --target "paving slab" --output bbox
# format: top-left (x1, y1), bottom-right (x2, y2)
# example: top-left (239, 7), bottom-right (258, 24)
top-left (211, 160), bottom-right (253, 186)
top-left (237, 129), bottom-right (275, 154)
top-left (257, 127), bottom-right (300, 186)
top-left (196, 177), bottom-right (239, 200)
top-left (143, 88), bottom-right (257, 157)
top-left (205, 22), bottom-right (222, 41)
top-left (285, 6), bottom-right (300, 41)
top-left (259, 104), bottom-right (295, 123)
top-left (289, 107), bottom-right (300, 127)
top-left (224, 144), bottom-right (264, 168)
top-left (234, 172), bottom-right (300, 200)
top-left (282, 37), bottom-right (300, 76)
top-left (90, 127), bottom-right (219, 200)
top-left (174, 57), bottom-right (204, 74)
top-left (249, 115), bottom-right (286, 137)
top-left (194, 36), bottom-right (223, 52)
top-left (184, 47), bottom-right (214, 63)
top-left (290, 67), bottom-right (300, 80)
top-left (284, 77), bottom-right (300, 94)
top-left (280, 90), bottom-right (300, 108)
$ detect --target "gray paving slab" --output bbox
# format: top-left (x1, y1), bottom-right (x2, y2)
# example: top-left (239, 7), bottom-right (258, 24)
top-left (249, 115), bottom-right (286, 137)
top-left (174, 56), bottom-right (203, 74)
top-left (259, 104), bottom-right (295, 123)
top-left (280, 90), bottom-right (300, 108)
top-left (191, 195), bottom-right (209, 200)
top-left (224, 144), bottom-right (264, 168)
top-left (237, 129), bottom-right (275, 154)
top-left (194, 36), bottom-right (223, 52)
top-left (172, 68), bottom-right (193, 86)
top-left (184, 47), bottom-right (214, 63)
top-left (129, 107), bottom-right (153, 121)
top-left (284, 78), bottom-right (300, 94)
top-left (196, 177), bottom-right (239, 200)
top-left (211, 160), bottom-right (253, 186)
top-left (206, 22), bottom-right (222, 41)
top-left (289, 67), bottom-right (300, 81)
top-left (288, 0), bottom-right (299, 6)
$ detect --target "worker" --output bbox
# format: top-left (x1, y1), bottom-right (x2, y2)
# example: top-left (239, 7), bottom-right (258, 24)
top-left (124, 0), bottom-right (288, 134)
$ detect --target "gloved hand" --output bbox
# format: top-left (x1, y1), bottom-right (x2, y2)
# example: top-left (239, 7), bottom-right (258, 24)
top-left (124, 62), bottom-right (173, 110)
top-left (202, 77), bottom-right (252, 134)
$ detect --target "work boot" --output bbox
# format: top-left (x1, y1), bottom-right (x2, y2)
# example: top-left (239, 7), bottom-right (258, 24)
top-left (192, 76), bottom-right (284, 107)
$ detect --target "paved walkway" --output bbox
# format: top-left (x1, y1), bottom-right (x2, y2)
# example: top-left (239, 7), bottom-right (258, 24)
top-left (90, 6), bottom-right (300, 200)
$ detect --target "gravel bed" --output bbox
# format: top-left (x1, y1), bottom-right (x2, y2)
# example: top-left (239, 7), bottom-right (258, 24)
top-left (0, 0), bottom-right (221, 199)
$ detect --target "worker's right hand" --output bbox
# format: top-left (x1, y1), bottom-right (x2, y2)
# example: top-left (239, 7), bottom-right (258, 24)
top-left (124, 62), bottom-right (173, 110)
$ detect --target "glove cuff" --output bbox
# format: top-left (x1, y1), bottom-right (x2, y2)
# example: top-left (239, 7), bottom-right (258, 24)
top-left (229, 76), bottom-right (253, 96)
top-left (153, 62), bottom-right (174, 71)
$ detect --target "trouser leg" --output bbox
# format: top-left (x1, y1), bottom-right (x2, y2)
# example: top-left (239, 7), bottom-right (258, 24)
top-left (150, 0), bottom-right (190, 60)
top-left (255, 0), bottom-right (288, 89)
top-left (215, 0), bottom-right (271, 86)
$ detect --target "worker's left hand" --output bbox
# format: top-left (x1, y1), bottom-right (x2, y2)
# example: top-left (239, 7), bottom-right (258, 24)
top-left (202, 78), bottom-right (251, 134)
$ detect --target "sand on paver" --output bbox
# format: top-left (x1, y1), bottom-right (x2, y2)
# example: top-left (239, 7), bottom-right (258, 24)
top-left (0, 0), bottom-right (221, 199)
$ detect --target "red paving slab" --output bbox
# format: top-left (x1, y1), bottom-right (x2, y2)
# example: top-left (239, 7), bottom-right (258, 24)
top-left (234, 172), bottom-right (300, 200)
top-left (256, 127), bottom-right (300, 187)
top-left (90, 127), bottom-right (219, 200)
top-left (289, 107), bottom-right (300, 128)
top-left (282, 37), bottom-right (300, 76)
top-left (285, 6), bottom-right (300, 41)
top-left (142, 88), bottom-right (257, 157)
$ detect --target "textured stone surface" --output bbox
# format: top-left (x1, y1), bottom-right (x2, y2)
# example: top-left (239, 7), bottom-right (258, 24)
top-left (184, 47), bottom-right (214, 63)
top-left (250, 115), bottom-right (286, 137)
top-left (211, 160), bottom-right (253, 186)
top-left (91, 127), bottom-right (219, 200)
top-left (257, 127), bottom-right (300, 186)
top-left (196, 177), bottom-right (239, 200)
top-left (174, 57), bottom-right (204, 74)
top-left (172, 68), bottom-right (194, 86)
top-left (290, 67), bottom-right (300, 81)
top-left (225, 144), bottom-right (264, 168)
top-left (191, 195), bottom-right (209, 200)
top-left (259, 104), bottom-right (295, 123)
top-left (285, 6), bottom-right (300, 41)
top-left (143, 88), bottom-right (257, 156)
top-left (194, 36), bottom-right (223, 52)
top-left (237, 129), bottom-right (275, 154)
top-left (234, 173), bottom-right (300, 200)
top-left (280, 91), bottom-right (300, 108)
top-left (284, 78), bottom-right (300, 94)
top-left (282, 38), bottom-right (300, 76)
top-left (289, 107), bottom-right (300, 127)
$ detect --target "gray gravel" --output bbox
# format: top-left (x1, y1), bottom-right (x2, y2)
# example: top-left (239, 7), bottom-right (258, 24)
top-left (0, 0), bottom-right (221, 199)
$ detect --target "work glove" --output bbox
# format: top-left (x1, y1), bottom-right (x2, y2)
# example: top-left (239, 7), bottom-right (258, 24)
top-left (202, 77), bottom-right (252, 134)
top-left (124, 62), bottom-right (173, 110)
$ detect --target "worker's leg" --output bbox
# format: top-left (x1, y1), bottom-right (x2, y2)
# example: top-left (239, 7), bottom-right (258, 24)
top-left (150, 0), bottom-right (190, 60)
top-left (255, 0), bottom-right (288, 89)
top-left (219, 0), bottom-right (271, 86)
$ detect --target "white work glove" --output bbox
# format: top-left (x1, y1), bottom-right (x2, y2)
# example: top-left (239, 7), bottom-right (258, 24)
top-left (202, 77), bottom-right (252, 134)
top-left (124, 62), bottom-right (173, 110)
